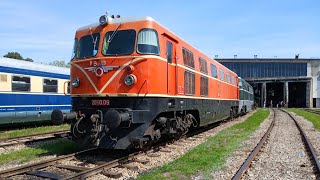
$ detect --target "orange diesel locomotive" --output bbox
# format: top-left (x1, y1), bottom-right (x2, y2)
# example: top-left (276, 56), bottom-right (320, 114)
top-left (70, 13), bottom-right (239, 149)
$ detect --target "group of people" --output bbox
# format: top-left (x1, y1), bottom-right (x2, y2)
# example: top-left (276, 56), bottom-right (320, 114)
top-left (263, 100), bottom-right (286, 108)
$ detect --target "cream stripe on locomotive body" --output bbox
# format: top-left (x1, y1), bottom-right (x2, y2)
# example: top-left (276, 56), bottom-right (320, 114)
top-left (69, 14), bottom-right (240, 150)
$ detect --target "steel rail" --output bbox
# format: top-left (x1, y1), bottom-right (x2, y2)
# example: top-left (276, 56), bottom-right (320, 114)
top-left (232, 109), bottom-right (275, 180)
top-left (0, 130), bottom-right (70, 141)
top-left (280, 109), bottom-right (320, 175)
top-left (0, 148), bottom-right (96, 178)
top-left (0, 130), bottom-right (70, 148)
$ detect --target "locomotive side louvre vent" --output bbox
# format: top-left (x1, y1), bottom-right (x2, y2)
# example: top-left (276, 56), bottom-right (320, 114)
top-left (0, 74), bottom-right (7, 82)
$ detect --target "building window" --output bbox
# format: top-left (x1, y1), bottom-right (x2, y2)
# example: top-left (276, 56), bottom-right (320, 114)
top-left (200, 76), bottom-right (208, 96)
top-left (43, 79), bottom-right (58, 93)
top-left (166, 41), bottom-right (172, 63)
top-left (231, 76), bottom-right (235, 85)
top-left (182, 48), bottom-right (194, 68)
top-left (226, 73), bottom-right (230, 83)
top-left (199, 58), bottom-right (208, 74)
top-left (210, 64), bottom-right (217, 78)
top-left (220, 69), bottom-right (225, 81)
top-left (12, 76), bottom-right (30, 92)
top-left (184, 71), bottom-right (195, 95)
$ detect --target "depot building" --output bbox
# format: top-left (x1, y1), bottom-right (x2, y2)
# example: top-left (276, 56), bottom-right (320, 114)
top-left (217, 56), bottom-right (320, 108)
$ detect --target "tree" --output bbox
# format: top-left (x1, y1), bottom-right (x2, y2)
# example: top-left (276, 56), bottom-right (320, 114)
top-left (3, 52), bottom-right (23, 60)
top-left (24, 58), bottom-right (34, 62)
top-left (3, 52), bottom-right (34, 62)
top-left (49, 60), bottom-right (70, 68)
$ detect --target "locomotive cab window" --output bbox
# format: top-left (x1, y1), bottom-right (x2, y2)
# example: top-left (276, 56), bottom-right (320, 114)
top-left (220, 69), bottom-right (225, 81)
top-left (43, 79), bottom-right (58, 93)
top-left (199, 58), bottom-right (208, 74)
top-left (182, 48), bottom-right (195, 68)
top-left (103, 29), bottom-right (136, 55)
top-left (137, 29), bottom-right (159, 55)
top-left (166, 41), bottom-right (173, 63)
top-left (77, 33), bottom-right (100, 59)
top-left (210, 64), bottom-right (217, 78)
top-left (71, 38), bottom-right (78, 60)
top-left (12, 76), bottom-right (30, 92)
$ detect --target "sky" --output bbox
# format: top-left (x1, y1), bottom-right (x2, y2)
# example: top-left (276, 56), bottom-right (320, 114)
top-left (0, 0), bottom-right (319, 63)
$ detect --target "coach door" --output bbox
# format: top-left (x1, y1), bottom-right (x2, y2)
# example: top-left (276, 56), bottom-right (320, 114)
top-left (165, 39), bottom-right (177, 95)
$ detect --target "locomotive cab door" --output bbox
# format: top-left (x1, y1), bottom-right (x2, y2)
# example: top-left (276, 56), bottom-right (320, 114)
top-left (164, 37), bottom-right (177, 95)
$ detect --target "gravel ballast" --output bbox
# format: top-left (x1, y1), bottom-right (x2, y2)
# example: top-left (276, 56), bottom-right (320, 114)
top-left (243, 109), bottom-right (316, 179)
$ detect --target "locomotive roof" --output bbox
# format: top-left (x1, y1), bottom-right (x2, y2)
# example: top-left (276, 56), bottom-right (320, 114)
top-left (0, 57), bottom-right (69, 75)
top-left (76, 16), bottom-right (237, 77)
top-left (77, 16), bottom-right (155, 31)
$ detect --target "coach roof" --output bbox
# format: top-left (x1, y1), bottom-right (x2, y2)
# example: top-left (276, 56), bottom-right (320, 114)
top-left (0, 57), bottom-right (69, 75)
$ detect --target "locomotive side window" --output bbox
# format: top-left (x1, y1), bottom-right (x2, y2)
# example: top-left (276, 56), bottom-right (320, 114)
top-left (77, 33), bottom-right (100, 59)
top-left (12, 76), bottom-right (30, 92)
top-left (220, 69), bottom-right (225, 81)
top-left (226, 73), bottom-right (230, 83)
top-left (200, 76), bottom-right (208, 96)
top-left (210, 64), bottom-right (217, 78)
top-left (231, 76), bottom-right (235, 85)
top-left (43, 79), bottom-right (58, 93)
top-left (137, 29), bottom-right (159, 55)
top-left (103, 30), bottom-right (136, 55)
top-left (182, 48), bottom-right (195, 69)
top-left (166, 41), bottom-right (172, 63)
top-left (199, 58), bottom-right (208, 74)
top-left (184, 71), bottom-right (195, 95)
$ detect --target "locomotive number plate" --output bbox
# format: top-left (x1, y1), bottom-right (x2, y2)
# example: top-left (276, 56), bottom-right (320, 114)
top-left (91, 99), bottom-right (110, 106)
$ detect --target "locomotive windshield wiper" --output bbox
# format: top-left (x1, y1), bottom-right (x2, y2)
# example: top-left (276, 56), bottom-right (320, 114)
top-left (104, 22), bottom-right (122, 53)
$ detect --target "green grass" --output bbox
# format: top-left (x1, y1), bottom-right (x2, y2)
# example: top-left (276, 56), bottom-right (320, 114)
top-left (0, 139), bottom-right (79, 164)
top-left (287, 108), bottom-right (320, 131)
top-left (0, 124), bottom-right (70, 139)
top-left (138, 109), bottom-right (270, 180)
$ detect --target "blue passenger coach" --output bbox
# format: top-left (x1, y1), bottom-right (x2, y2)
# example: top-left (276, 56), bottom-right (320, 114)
top-left (0, 57), bottom-right (71, 124)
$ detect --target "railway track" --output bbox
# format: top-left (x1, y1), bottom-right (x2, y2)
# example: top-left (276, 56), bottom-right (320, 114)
top-left (232, 109), bottom-right (320, 179)
top-left (0, 112), bottom-right (247, 179)
top-left (0, 130), bottom-right (70, 148)
top-left (304, 108), bottom-right (320, 115)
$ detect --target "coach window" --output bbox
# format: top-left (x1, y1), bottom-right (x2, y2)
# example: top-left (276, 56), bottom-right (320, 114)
top-left (210, 64), bottom-right (217, 78)
top-left (137, 29), bottom-right (159, 55)
top-left (12, 76), bottom-right (30, 92)
top-left (77, 33), bottom-right (100, 59)
top-left (226, 73), bottom-right (230, 83)
top-left (43, 79), bottom-right (58, 93)
top-left (166, 41), bottom-right (172, 63)
top-left (103, 30), bottom-right (136, 55)
top-left (231, 76), bottom-right (235, 85)
top-left (182, 48), bottom-right (195, 68)
top-left (184, 71), bottom-right (195, 95)
top-left (200, 76), bottom-right (208, 96)
top-left (220, 69), bottom-right (224, 81)
top-left (199, 58), bottom-right (208, 74)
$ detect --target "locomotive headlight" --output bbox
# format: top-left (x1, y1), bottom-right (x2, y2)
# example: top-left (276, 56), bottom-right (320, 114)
top-left (71, 78), bottom-right (80, 88)
top-left (124, 74), bottom-right (136, 86)
top-left (99, 15), bottom-right (109, 25)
